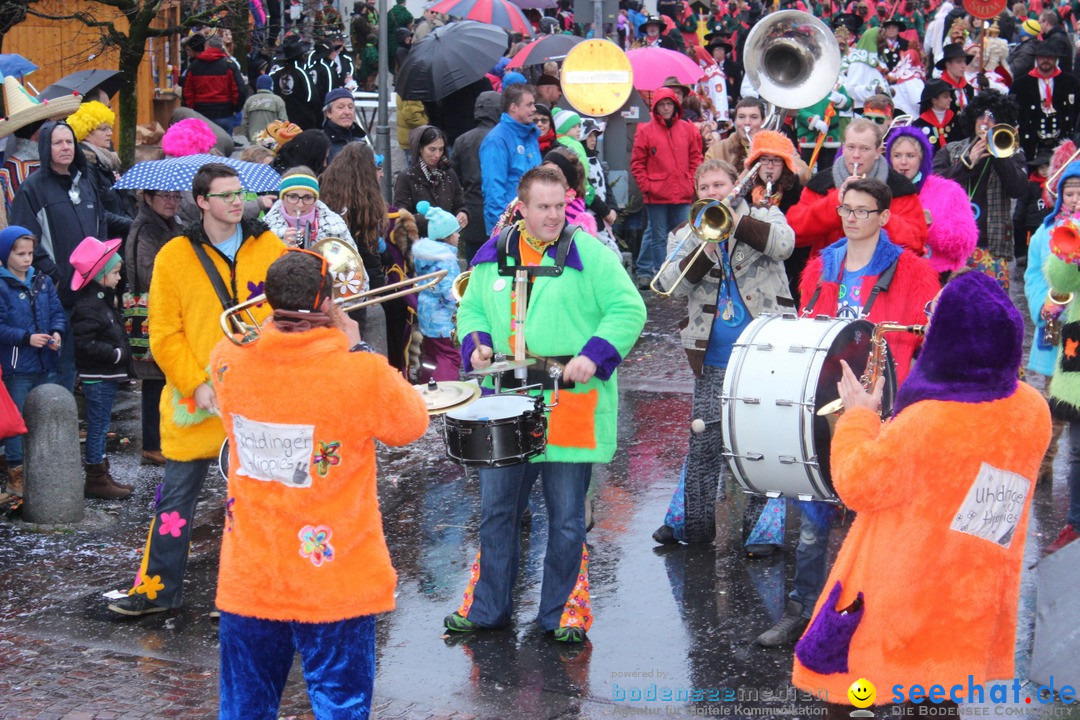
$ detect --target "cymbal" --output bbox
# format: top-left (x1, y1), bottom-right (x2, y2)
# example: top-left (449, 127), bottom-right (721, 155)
top-left (467, 358), bottom-right (535, 377)
top-left (413, 380), bottom-right (481, 414)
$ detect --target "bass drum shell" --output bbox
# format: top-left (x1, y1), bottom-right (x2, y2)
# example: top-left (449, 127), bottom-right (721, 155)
top-left (443, 394), bottom-right (548, 467)
top-left (720, 314), bottom-right (896, 503)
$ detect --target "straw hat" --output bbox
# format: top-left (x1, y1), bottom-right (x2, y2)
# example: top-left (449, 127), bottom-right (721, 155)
top-left (0, 75), bottom-right (82, 140)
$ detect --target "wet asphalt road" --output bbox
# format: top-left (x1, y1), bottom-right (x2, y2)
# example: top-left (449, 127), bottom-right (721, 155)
top-left (0, 280), bottom-right (1078, 720)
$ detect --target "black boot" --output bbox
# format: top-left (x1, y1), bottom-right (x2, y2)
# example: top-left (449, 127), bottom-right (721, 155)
top-left (755, 600), bottom-right (809, 647)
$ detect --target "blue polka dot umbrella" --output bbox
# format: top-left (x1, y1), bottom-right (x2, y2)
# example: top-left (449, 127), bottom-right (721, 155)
top-left (114, 153), bottom-right (282, 192)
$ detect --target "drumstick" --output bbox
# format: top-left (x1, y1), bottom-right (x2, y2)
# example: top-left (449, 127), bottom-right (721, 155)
top-left (513, 269), bottom-right (528, 381)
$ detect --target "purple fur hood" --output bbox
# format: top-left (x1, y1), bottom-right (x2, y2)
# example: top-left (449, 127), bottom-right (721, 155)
top-left (884, 126), bottom-right (934, 191)
top-left (893, 271), bottom-right (1022, 416)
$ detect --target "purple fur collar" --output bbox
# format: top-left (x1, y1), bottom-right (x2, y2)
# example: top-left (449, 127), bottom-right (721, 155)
top-left (471, 225), bottom-right (584, 271)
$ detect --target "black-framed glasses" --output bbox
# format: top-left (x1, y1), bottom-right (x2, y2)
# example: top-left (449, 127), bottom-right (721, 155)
top-left (283, 192), bottom-right (317, 205)
top-left (836, 205), bottom-right (884, 219)
top-left (206, 189), bottom-right (246, 203)
top-left (759, 156), bottom-right (785, 166)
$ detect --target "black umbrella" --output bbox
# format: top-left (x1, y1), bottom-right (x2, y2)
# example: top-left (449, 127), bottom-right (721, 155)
top-left (396, 21), bottom-right (509, 101)
top-left (38, 69), bottom-right (125, 102)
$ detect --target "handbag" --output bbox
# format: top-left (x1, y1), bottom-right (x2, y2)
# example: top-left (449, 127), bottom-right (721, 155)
top-left (0, 382), bottom-right (27, 440)
top-left (121, 238), bottom-right (152, 361)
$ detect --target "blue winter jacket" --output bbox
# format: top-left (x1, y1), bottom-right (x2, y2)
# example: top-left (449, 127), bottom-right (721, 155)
top-left (412, 238), bottom-right (460, 339)
top-left (0, 266), bottom-right (67, 378)
top-left (479, 112), bottom-right (541, 233)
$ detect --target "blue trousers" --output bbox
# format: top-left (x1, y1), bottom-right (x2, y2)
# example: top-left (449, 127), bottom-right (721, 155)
top-left (219, 611), bottom-right (376, 720)
top-left (1067, 422), bottom-right (1080, 528)
top-left (637, 203), bottom-right (690, 279)
top-left (466, 461), bottom-right (591, 631)
top-left (2, 372), bottom-right (57, 465)
top-left (790, 506), bottom-right (833, 618)
top-left (82, 379), bottom-right (119, 464)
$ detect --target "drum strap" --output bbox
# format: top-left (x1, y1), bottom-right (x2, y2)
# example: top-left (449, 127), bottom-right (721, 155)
top-left (497, 223), bottom-right (579, 280)
top-left (801, 257), bottom-right (899, 318)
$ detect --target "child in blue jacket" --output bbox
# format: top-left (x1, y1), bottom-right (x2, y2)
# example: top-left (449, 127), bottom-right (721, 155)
top-left (0, 226), bottom-right (66, 494)
top-left (412, 201), bottom-right (461, 382)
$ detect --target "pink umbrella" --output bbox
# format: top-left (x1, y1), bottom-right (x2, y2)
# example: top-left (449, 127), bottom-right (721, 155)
top-left (625, 47), bottom-right (704, 92)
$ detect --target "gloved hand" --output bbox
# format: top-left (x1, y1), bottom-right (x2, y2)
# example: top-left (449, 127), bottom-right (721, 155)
top-left (829, 91), bottom-right (846, 106)
top-left (809, 116), bottom-right (830, 134)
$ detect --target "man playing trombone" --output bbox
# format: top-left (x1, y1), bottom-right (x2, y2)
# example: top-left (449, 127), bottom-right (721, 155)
top-left (108, 163), bottom-right (285, 617)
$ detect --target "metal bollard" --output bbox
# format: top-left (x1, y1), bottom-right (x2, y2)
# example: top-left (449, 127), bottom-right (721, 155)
top-left (21, 384), bottom-right (84, 525)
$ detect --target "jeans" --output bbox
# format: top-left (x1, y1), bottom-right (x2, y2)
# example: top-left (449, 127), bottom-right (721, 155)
top-left (1067, 423), bottom-right (1080, 527)
top-left (790, 505), bottom-right (833, 618)
top-left (141, 378), bottom-right (165, 452)
top-left (2, 372), bottom-right (57, 465)
top-left (82, 380), bottom-right (119, 464)
top-left (219, 612), bottom-right (376, 720)
top-left (133, 458), bottom-right (213, 607)
top-left (205, 115), bottom-right (236, 135)
top-left (467, 461), bottom-right (592, 631)
top-left (636, 203), bottom-right (690, 279)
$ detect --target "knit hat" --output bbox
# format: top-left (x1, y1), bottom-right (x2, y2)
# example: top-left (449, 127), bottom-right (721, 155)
top-left (893, 271), bottom-right (1022, 415)
top-left (323, 87), bottom-right (353, 111)
top-left (502, 71), bottom-right (527, 87)
top-left (256, 74), bottom-right (274, 91)
top-left (94, 253), bottom-right (122, 283)
top-left (416, 200), bottom-right (459, 241)
top-left (745, 130), bottom-right (797, 173)
top-left (279, 173), bottom-right (320, 198)
top-left (0, 225), bottom-right (34, 266)
top-left (1020, 18), bottom-right (1042, 38)
top-left (554, 109), bottom-right (582, 136)
top-left (69, 236), bottom-right (122, 291)
top-left (66, 101), bottom-right (115, 143)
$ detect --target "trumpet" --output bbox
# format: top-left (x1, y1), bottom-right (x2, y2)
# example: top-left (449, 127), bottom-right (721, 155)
top-left (650, 163), bottom-right (761, 297)
top-left (987, 124), bottom-right (1019, 159)
top-left (816, 321), bottom-right (924, 417)
top-left (220, 238), bottom-right (447, 345)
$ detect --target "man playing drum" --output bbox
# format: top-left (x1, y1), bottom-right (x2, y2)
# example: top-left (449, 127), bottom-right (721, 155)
top-left (444, 166), bottom-right (646, 644)
top-left (756, 177), bottom-right (938, 647)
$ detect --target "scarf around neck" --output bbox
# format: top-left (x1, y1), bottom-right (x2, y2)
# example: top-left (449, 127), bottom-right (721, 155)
top-left (831, 154), bottom-right (889, 187)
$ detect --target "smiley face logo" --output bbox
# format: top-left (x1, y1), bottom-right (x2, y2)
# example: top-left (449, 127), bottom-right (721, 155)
top-left (848, 678), bottom-right (876, 708)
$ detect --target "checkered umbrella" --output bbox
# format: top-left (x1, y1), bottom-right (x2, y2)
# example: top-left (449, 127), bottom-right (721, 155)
top-left (114, 154), bottom-right (281, 192)
top-left (425, 0), bottom-right (534, 37)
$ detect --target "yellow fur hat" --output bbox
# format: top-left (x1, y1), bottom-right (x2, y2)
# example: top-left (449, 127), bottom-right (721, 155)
top-left (66, 101), bottom-right (115, 142)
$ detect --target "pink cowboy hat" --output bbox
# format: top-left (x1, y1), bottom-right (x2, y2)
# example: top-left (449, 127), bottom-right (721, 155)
top-left (70, 236), bottom-right (122, 291)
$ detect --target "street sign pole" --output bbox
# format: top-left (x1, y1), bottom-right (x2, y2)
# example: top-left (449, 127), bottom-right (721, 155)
top-left (376, 0), bottom-right (392, 200)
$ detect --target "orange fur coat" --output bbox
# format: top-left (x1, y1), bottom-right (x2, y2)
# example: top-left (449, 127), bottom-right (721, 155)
top-left (210, 326), bottom-right (429, 622)
top-left (792, 385), bottom-right (1051, 703)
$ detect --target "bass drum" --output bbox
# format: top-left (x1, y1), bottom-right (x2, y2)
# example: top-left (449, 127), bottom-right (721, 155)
top-left (721, 314), bottom-right (896, 503)
top-left (218, 439), bottom-right (229, 481)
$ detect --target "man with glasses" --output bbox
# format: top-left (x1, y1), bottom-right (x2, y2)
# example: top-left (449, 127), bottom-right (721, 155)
top-left (787, 118), bottom-right (928, 260)
top-left (108, 163), bottom-right (284, 617)
top-left (756, 176), bottom-right (939, 647)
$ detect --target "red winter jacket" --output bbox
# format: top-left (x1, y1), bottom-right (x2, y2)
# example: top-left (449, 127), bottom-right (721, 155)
top-left (787, 166), bottom-right (928, 258)
top-left (799, 234), bottom-right (940, 384)
top-left (181, 47), bottom-right (242, 117)
top-left (631, 88), bottom-right (703, 205)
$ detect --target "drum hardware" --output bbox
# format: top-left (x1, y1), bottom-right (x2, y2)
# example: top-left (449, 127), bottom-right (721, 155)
top-left (467, 357), bottom-right (535, 377)
top-left (816, 321), bottom-right (924, 418)
top-left (413, 378), bottom-right (481, 415)
top-left (220, 238), bottom-right (446, 345)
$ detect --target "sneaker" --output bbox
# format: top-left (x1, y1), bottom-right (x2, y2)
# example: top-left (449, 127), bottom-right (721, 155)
top-left (552, 626), bottom-right (586, 644)
top-left (755, 600), bottom-right (809, 647)
top-left (652, 524), bottom-right (680, 545)
top-left (444, 612), bottom-right (480, 633)
top-left (1045, 524), bottom-right (1080, 554)
top-left (108, 593), bottom-right (169, 617)
top-left (636, 276), bottom-right (651, 290)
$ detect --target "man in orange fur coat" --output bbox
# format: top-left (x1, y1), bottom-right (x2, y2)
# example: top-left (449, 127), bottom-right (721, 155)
top-left (209, 250), bottom-right (429, 719)
top-left (792, 270), bottom-right (1051, 709)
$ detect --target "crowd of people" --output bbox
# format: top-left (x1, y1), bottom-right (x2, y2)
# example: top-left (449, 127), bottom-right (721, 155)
top-left (0, 0), bottom-right (1079, 716)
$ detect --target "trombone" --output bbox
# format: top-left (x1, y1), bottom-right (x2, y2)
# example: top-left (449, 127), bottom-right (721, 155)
top-left (649, 164), bottom-right (760, 297)
top-left (220, 237), bottom-right (447, 345)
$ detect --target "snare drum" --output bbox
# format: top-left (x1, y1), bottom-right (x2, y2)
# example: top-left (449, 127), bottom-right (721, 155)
top-left (721, 315), bottom-right (896, 503)
top-left (443, 394), bottom-right (547, 467)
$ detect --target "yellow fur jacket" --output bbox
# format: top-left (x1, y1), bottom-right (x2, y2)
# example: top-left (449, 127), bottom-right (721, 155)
top-left (148, 220), bottom-right (283, 461)
top-left (211, 325), bottom-right (429, 621)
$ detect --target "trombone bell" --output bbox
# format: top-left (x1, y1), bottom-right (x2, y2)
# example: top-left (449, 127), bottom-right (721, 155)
top-left (451, 270), bottom-right (471, 302)
top-left (649, 199), bottom-right (730, 297)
